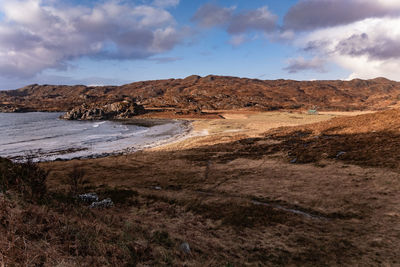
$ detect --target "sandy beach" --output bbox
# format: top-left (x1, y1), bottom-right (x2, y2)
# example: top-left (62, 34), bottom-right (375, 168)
top-left (151, 110), bottom-right (353, 151)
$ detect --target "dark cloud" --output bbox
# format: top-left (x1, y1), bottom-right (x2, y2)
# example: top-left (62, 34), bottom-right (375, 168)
top-left (335, 33), bottom-right (400, 60)
top-left (0, 0), bottom-right (187, 78)
top-left (192, 3), bottom-right (278, 40)
top-left (284, 57), bottom-right (326, 73)
top-left (191, 3), bottom-right (233, 28)
top-left (303, 40), bottom-right (331, 52)
top-left (228, 7), bottom-right (277, 34)
top-left (335, 33), bottom-right (370, 57)
top-left (284, 0), bottom-right (400, 31)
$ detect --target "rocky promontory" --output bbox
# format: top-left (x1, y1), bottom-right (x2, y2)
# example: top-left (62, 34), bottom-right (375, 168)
top-left (61, 100), bottom-right (146, 120)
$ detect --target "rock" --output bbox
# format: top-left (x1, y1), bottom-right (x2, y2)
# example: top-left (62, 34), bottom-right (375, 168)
top-left (180, 242), bottom-right (191, 254)
top-left (290, 158), bottom-right (297, 164)
top-left (78, 193), bottom-right (99, 203)
top-left (336, 151), bottom-right (346, 158)
top-left (89, 198), bottom-right (114, 209)
top-left (61, 100), bottom-right (146, 120)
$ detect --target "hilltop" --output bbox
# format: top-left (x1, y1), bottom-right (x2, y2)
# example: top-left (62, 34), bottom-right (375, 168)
top-left (1, 75), bottom-right (400, 114)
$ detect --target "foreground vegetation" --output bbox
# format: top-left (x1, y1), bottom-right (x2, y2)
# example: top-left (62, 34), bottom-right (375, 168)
top-left (1, 110), bottom-right (400, 266)
top-left (0, 159), bottom-right (194, 266)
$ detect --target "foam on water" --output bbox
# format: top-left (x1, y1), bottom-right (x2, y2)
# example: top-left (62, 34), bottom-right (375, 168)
top-left (92, 121), bottom-right (106, 128)
top-left (0, 112), bottom-right (186, 161)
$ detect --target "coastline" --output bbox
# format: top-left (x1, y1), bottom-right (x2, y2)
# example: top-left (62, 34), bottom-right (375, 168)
top-left (1, 114), bottom-right (195, 162)
top-left (47, 119), bottom-right (196, 162)
top-left (119, 119), bottom-right (195, 153)
top-left (2, 109), bottom-right (379, 162)
top-left (55, 119), bottom-right (196, 162)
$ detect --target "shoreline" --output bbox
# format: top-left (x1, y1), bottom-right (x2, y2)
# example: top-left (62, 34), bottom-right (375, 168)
top-left (46, 120), bottom-right (195, 162)
top-left (5, 109), bottom-right (378, 163)
top-left (3, 115), bottom-right (196, 163)
top-left (118, 119), bottom-right (195, 153)
top-left (51, 119), bottom-right (195, 162)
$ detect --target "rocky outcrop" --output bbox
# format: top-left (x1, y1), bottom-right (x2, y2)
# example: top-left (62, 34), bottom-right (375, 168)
top-left (61, 100), bottom-right (146, 120)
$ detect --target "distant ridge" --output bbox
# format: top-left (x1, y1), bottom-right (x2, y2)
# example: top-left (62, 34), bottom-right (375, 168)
top-left (1, 75), bottom-right (400, 112)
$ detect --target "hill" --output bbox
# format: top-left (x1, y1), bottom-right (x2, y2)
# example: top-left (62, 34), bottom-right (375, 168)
top-left (1, 75), bottom-right (400, 113)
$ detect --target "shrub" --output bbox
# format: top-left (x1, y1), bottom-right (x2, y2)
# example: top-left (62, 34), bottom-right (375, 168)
top-left (0, 157), bottom-right (48, 202)
top-left (66, 165), bottom-right (87, 195)
top-left (16, 160), bottom-right (49, 201)
top-left (0, 157), bottom-right (14, 193)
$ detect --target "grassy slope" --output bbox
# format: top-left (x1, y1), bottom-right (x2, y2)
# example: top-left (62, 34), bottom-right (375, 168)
top-left (1, 110), bottom-right (400, 266)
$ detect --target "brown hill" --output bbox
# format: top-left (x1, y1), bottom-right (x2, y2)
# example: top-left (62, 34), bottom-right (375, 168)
top-left (1, 75), bottom-right (400, 112)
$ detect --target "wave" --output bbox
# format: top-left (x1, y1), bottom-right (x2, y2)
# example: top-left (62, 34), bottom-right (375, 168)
top-left (0, 130), bottom-right (85, 146)
top-left (0, 113), bottom-right (186, 162)
top-left (92, 121), bottom-right (106, 128)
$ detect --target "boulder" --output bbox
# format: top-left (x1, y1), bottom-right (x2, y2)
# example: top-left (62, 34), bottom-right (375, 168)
top-left (180, 242), bottom-right (191, 254)
top-left (89, 198), bottom-right (114, 209)
top-left (61, 100), bottom-right (146, 120)
top-left (78, 193), bottom-right (99, 203)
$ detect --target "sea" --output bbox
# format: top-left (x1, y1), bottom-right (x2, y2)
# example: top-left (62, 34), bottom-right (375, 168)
top-left (0, 112), bottom-right (187, 162)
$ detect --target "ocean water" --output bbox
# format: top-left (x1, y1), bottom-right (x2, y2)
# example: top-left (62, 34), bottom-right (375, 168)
top-left (0, 112), bottom-right (186, 161)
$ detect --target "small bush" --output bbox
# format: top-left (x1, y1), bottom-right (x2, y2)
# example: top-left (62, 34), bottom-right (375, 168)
top-left (152, 231), bottom-right (174, 248)
top-left (0, 157), bottom-right (14, 193)
top-left (0, 158), bottom-right (48, 202)
top-left (66, 165), bottom-right (87, 195)
top-left (16, 160), bottom-right (49, 201)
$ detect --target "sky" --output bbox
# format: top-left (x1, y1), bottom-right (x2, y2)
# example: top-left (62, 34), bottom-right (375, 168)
top-left (1, 0), bottom-right (400, 89)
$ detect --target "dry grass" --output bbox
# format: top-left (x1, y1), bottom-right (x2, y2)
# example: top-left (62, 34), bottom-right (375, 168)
top-left (153, 111), bottom-right (341, 151)
top-left (40, 142), bottom-right (399, 265)
top-left (2, 110), bottom-right (400, 266)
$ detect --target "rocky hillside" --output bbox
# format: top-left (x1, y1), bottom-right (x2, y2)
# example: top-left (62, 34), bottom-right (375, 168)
top-left (1, 75), bottom-right (400, 112)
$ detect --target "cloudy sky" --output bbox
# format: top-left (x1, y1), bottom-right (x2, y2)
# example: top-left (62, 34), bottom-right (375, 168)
top-left (1, 0), bottom-right (400, 89)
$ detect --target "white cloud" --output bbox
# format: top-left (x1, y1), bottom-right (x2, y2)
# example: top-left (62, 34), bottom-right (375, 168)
top-left (297, 17), bottom-right (400, 80)
top-left (0, 0), bottom-right (186, 78)
top-left (282, 0), bottom-right (400, 80)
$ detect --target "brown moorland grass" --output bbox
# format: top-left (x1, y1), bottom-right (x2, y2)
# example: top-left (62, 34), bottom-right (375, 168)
top-left (1, 110), bottom-right (400, 266)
